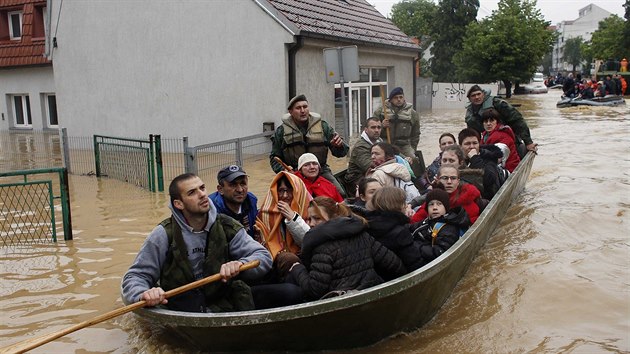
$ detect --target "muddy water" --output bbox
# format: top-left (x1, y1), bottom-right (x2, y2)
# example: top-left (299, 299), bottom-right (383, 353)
top-left (1, 93), bottom-right (628, 353)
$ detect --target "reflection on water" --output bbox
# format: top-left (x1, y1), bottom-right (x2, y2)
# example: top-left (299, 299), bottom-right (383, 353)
top-left (0, 94), bottom-right (628, 353)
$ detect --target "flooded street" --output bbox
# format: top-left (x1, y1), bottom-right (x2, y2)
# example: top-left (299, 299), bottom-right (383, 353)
top-left (1, 93), bottom-right (628, 353)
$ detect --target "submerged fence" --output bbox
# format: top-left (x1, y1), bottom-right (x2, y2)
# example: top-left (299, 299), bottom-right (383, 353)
top-left (0, 167), bottom-right (72, 245)
top-left (1, 129), bottom-right (275, 191)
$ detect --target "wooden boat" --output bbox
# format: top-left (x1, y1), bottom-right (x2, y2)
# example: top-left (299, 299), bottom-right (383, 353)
top-left (556, 95), bottom-right (626, 108)
top-left (136, 152), bottom-right (536, 351)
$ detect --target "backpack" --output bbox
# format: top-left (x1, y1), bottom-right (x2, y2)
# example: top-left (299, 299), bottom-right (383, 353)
top-left (432, 222), bottom-right (467, 245)
top-left (395, 178), bottom-right (421, 204)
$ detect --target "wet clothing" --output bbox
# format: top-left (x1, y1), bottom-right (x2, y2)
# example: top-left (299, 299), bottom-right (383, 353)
top-left (465, 89), bottom-right (533, 146)
top-left (270, 113), bottom-right (348, 173)
top-left (295, 171), bottom-right (344, 202)
top-left (121, 198), bottom-right (272, 312)
top-left (286, 215), bottom-right (406, 300)
top-left (481, 124), bottom-right (520, 172)
top-left (411, 183), bottom-right (482, 224)
top-left (366, 210), bottom-right (424, 272)
top-left (209, 191), bottom-right (258, 238)
top-left (410, 207), bottom-right (471, 267)
top-left (374, 101), bottom-right (420, 158)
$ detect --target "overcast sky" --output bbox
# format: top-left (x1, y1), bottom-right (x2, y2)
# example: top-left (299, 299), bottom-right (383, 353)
top-left (367, 0), bottom-right (625, 24)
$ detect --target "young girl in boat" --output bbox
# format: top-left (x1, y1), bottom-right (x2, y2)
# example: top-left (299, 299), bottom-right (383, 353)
top-left (276, 197), bottom-right (405, 300)
top-left (410, 164), bottom-right (482, 225)
top-left (480, 108), bottom-right (520, 172)
top-left (410, 187), bottom-right (471, 267)
top-left (365, 187), bottom-right (424, 272)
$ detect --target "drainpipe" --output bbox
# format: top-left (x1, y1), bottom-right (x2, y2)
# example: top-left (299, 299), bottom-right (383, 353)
top-left (412, 56), bottom-right (418, 109)
top-left (287, 36), bottom-right (304, 100)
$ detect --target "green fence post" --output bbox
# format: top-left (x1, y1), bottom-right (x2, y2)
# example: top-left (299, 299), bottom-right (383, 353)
top-left (60, 168), bottom-right (73, 241)
top-left (94, 135), bottom-right (101, 177)
top-left (154, 134), bottom-right (164, 192)
top-left (148, 134), bottom-right (156, 192)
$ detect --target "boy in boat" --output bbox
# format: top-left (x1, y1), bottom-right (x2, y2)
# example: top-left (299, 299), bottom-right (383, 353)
top-left (121, 173), bottom-right (272, 312)
top-left (410, 187), bottom-right (470, 267)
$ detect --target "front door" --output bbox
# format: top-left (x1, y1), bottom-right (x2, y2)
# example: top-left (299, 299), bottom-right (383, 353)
top-left (350, 87), bottom-right (368, 137)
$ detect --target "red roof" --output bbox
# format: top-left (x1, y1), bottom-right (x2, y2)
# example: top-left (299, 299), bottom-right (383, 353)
top-left (0, 0), bottom-right (51, 68)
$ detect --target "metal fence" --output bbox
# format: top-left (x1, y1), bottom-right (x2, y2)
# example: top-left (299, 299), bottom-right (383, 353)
top-left (0, 167), bottom-right (72, 245)
top-left (1, 129), bottom-right (275, 191)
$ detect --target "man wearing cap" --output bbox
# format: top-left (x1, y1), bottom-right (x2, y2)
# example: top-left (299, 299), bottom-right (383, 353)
top-left (465, 85), bottom-right (538, 156)
top-left (373, 87), bottom-right (420, 159)
top-left (209, 165), bottom-right (258, 239)
top-left (121, 173), bottom-right (272, 312)
top-left (270, 94), bottom-right (349, 196)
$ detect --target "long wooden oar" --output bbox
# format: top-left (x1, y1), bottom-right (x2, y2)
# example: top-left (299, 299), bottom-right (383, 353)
top-left (0, 260), bottom-right (260, 354)
top-left (273, 156), bottom-right (294, 172)
top-left (379, 85), bottom-right (391, 143)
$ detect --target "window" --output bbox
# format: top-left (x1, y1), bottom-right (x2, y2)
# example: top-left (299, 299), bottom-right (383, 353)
top-left (12, 95), bottom-right (32, 127)
top-left (8, 11), bottom-right (22, 40)
top-left (45, 94), bottom-right (58, 127)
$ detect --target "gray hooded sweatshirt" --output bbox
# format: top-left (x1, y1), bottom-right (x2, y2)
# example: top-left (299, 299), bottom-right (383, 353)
top-left (121, 197), bottom-right (272, 305)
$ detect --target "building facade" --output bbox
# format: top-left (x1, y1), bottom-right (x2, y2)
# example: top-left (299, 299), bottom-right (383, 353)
top-left (551, 3), bottom-right (611, 75)
top-left (2, 0), bottom-right (419, 145)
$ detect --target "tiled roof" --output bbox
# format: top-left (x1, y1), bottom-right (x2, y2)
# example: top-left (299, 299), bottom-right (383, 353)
top-left (265, 0), bottom-right (419, 51)
top-left (0, 0), bottom-right (51, 68)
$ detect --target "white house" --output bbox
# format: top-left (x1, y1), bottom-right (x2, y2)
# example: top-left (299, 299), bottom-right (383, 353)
top-left (551, 3), bottom-right (612, 74)
top-left (2, 0), bottom-right (419, 145)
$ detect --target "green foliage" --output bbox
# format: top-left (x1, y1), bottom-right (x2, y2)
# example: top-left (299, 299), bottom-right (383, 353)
top-left (588, 15), bottom-right (627, 60)
top-left (430, 0), bottom-right (479, 82)
top-left (453, 0), bottom-right (555, 84)
top-left (624, 0), bottom-right (630, 54)
top-left (564, 37), bottom-right (584, 72)
top-left (390, 0), bottom-right (438, 39)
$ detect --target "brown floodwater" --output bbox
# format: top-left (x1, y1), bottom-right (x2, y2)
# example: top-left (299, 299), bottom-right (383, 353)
top-left (1, 93), bottom-right (628, 353)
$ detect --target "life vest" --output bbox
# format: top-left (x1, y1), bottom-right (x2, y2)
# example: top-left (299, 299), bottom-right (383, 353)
top-left (376, 103), bottom-right (415, 147)
top-left (281, 113), bottom-right (328, 168)
top-left (159, 214), bottom-right (254, 312)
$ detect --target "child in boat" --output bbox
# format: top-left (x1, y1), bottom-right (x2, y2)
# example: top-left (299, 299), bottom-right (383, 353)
top-left (480, 108), bottom-right (520, 172)
top-left (346, 177), bottom-right (382, 217)
top-left (276, 197), bottom-right (406, 300)
top-left (410, 187), bottom-right (471, 267)
top-left (365, 187), bottom-right (425, 272)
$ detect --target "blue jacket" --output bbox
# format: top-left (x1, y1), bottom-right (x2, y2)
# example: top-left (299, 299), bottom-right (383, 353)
top-left (209, 191), bottom-right (258, 238)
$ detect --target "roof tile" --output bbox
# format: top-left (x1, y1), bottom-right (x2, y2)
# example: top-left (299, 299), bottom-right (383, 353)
top-left (267, 0), bottom-right (418, 50)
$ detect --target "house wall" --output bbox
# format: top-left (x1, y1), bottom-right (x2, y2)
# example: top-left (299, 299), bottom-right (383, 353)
top-left (0, 66), bottom-right (55, 130)
top-left (50, 0), bottom-right (294, 145)
top-left (293, 38), bottom-right (416, 131)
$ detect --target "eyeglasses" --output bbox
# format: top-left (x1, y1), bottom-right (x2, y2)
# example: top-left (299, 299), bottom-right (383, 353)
top-left (439, 176), bottom-right (459, 181)
top-left (278, 188), bottom-right (292, 196)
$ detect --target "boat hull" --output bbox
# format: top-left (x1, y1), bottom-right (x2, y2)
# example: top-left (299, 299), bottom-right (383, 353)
top-left (136, 153), bottom-right (535, 351)
top-left (556, 96), bottom-right (626, 108)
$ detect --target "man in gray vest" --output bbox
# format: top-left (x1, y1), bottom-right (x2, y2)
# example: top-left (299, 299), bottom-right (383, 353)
top-left (121, 173), bottom-right (272, 312)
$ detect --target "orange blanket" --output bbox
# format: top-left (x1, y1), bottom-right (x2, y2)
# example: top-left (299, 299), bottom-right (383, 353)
top-left (255, 171), bottom-right (312, 259)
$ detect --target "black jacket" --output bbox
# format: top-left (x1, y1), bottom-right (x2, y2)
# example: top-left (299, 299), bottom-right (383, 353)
top-left (467, 144), bottom-right (504, 200)
top-left (287, 215), bottom-right (406, 300)
top-left (366, 210), bottom-right (424, 272)
top-left (410, 207), bottom-right (471, 267)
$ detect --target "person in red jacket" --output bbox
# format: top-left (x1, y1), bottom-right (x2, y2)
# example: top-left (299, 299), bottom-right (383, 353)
top-left (480, 108), bottom-right (520, 172)
top-left (410, 164), bottom-right (482, 224)
top-left (295, 153), bottom-right (344, 202)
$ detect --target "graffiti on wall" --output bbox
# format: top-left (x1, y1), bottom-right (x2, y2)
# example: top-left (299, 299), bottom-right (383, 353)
top-left (432, 82), bottom-right (470, 102)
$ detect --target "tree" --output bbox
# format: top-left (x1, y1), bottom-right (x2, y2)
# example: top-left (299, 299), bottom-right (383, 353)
top-left (390, 0), bottom-right (438, 77)
top-left (390, 0), bottom-right (437, 39)
top-left (430, 0), bottom-right (479, 82)
top-left (564, 36), bottom-right (584, 73)
top-left (623, 0), bottom-right (630, 55)
top-left (588, 15), bottom-right (626, 60)
top-left (453, 0), bottom-right (555, 86)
